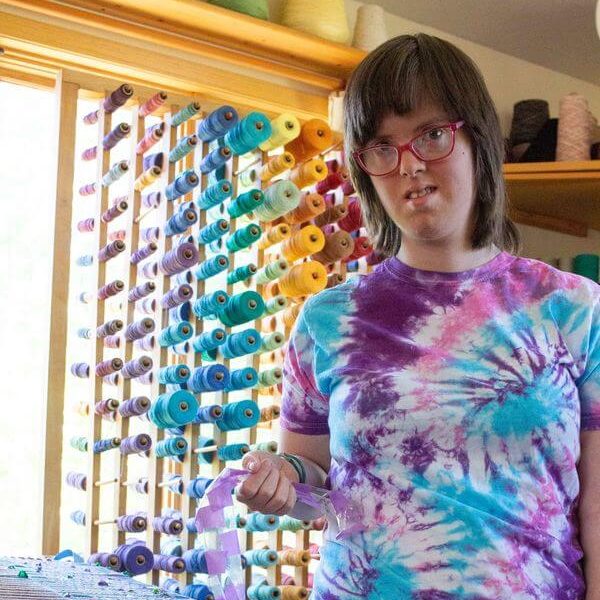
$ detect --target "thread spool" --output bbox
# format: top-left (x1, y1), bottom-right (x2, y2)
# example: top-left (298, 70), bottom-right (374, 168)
top-left (281, 225), bottom-right (325, 262)
top-left (226, 367), bottom-right (258, 391)
top-left (217, 290), bottom-right (265, 327)
top-left (285, 118), bottom-right (333, 163)
top-left (314, 202), bottom-right (348, 226)
top-left (215, 399), bottom-right (260, 432)
top-left (197, 105), bottom-right (239, 141)
top-left (557, 93), bottom-right (593, 161)
top-left (139, 91), bottom-right (167, 117)
top-left (281, 0), bottom-right (349, 43)
top-left (131, 242), bottom-right (158, 265)
top-left (289, 158), bottom-right (328, 189)
top-left (159, 243), bottom-right (199, 276)
top-left (244, 512), bottom-right (280, 532)
top-left (509, 99), bottom-right (550, 161)
top-left (98, 239), bottom-right (126, 262)
top-left (224, 111), bottom-right (272, 155)
top-left (264, 295), bottom-right (288, 315)
top-left (260, 152), bottom-right (296, 182)
top-left (142, 191), bottom-right (162, 209)
top-left (207, 0), bottom-right (269, 19)
top-left (120, 433), bottom-right (152, 455)
top-left (77, 217), bottom-right (95, 233)
top-left (254, 259), bottom-right (289, 285)
top-left (128, 281), bottom-right (155, 302)
top-left (188, 364), bottom-right (230, 393)
top-left (572, 254), bottom-right (599, 282)
top-left (259, 404), bottom-right (280, 422)
top-left (260, 113), bottom-right (301, 151)
top-left (153, 554), bottom-right (186, 574)
top-left (352, 4), bottom-right (388, 51)
top-left (119, 396), bottom-right (150, 418)
top-left (148, 390), bottom-right (198, 428)
top-left (172, 101), bottom-right (202, 127)
top-left (255, 180), bottom-right (301, 221)
top-left (258, 223), bottom-right (291, 250)
top-left (114, 540), bottom-right (154, 576)
top-left (165, 169), bottom-right (200, 201)
top-left (134, 166), bottom-right (162, 192)
top-left (125, 318), bottom-right (155, 341)
top-left (101, 199), bottom-right (128, 223)
top-left (313, 230), bottom-right (355, 264)
top-left (121, 356), bottom-right (153, 379)
top-left (343, 235), bottom-right (372, 262)
top-left (158, 321), bottom-right (193, 346)
top-left (278, 549), bottom-right (310, 567)
top-left (284, 193), bottom-right (326, 224)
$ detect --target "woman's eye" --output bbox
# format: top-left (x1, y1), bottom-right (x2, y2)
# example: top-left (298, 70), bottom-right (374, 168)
top-left (426, 128), bottom-right (444, 140)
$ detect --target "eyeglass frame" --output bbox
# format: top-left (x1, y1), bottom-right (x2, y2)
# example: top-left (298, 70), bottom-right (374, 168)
top-left (352, 120), bottom-right (466, 177)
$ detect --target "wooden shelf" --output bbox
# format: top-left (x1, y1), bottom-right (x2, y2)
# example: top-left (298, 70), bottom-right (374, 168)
top-left (504, 161), bottom-right (600, 236)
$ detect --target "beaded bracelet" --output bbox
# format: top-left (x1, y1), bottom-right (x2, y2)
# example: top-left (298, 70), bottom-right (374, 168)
top-left (278, 452), bottom-right (307, 485)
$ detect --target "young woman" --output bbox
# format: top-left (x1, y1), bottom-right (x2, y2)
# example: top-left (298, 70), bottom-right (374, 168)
top-left (236, 34), bottom-right (600, 599)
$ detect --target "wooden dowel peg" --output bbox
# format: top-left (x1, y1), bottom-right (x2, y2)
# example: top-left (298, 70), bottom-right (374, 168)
top-left (94, 518), bottom-right (117, 526)
top-left (94, 477), bottom-right (119, 487)
top-left (192, 444), bottom-right (218, 455)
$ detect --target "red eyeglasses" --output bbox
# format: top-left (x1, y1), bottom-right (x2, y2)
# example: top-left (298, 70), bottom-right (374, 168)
top-left (353, 121), bottom-right (465, 176)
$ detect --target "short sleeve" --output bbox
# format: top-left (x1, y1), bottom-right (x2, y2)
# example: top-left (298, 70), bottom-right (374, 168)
top-left (579, 298), bottom-right (600, 430)
top-left (280, 304), bottom-right (330, 435)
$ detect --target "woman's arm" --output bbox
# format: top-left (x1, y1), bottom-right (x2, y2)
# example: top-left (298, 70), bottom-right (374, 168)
top-left (279, 428), bottom-right (331, 488)
top-left (579, 430), bottom-right (600, 599)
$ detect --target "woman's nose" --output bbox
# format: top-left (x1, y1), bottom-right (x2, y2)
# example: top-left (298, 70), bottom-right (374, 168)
top-left (398, 148), bottom-right (426, 178)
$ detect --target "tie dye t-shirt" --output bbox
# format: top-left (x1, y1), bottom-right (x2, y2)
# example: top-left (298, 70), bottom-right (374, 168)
top-left (280, 251), bottom-right (600, 600)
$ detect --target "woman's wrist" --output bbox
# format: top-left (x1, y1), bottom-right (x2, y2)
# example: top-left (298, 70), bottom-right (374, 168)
top-left (278, 452), bottom-right (306, 484)
top-left (277, 452), bottom-right (328, 488)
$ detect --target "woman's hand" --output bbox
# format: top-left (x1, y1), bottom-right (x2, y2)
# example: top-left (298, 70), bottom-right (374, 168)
top-left (234, 450), bottom-right (299, 516)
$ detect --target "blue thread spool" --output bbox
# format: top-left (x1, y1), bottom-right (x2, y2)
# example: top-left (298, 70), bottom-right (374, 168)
top-left (255, 179), bottom-right (301, 221)
top-left (243, 549), bottom-right (278, 567)
top-left (198, 219), bottom-right (230, 245)
top-left (196, 435), bottom-right (216, 464)
top-left (165, 169), bottom-right (199, 201)
top-left (226, 223), bottom-right (262, 253)
top-left (70, 510), bottom-right (86, 526)
top-left (217, 290), bottom-right (265, 327)
top-left (156, 436), bottom-right (188, 458)
top-left (193, 404), bottom-right (222, 425)
top-left (227, 264), bottom-right (257, 285)
top-left (93, 437), bottom-right (120, 453)
top-left (245, 512), bottom-right (280, 532)
top-left (164, 208), bottom-right (198, 236)
top-left (248, 582), bottom-right (279, 600)
top-left (158, 321), bottom-right (193, 346)
top-left (182, 549), bottom-right (209, 573)
top-left (158, 364), bottom-right (190, 385)
top-left (189, 364), bottom-right (230, 393)
top-left (216, 399), bottom-right (260, 431)
top-left (183, 584), bottom-right (213, 600)
top-left (161, 579), bottom-right (182, 594)
top-left (175, 270), bottom-right (193, 285)
top-left (220, 328), bottom-right (261, 359)
top-left (148, 390), bottom-right (198, 428)
top-left (191, 328), bottom-right (226, 353)
top-left (194, 255), bottom-right (229, 280)
top-left (224, 112), bottom-right (272, 155)
top-left (228, 189), bottom-right (264, 218)
top-left (199, 146), bottom-right (232, 174)
top-left (185, 517), bottom-right (197, 533)
top-left (76, 254), bottom-right (93, 266)
top-left (171, 101), bottom-right (201, 127)
top-left (160, 538), bottom-right (183, 557)
top-left (172, 341), bottom-right (191, 356)
top-left (198, 179), bottom-right (233, 210)
top-left (197, 105), bottom-right (239, 141)
top-left (227, 367), bottom-right (258, 390)
top-left (218, 442), bottom-right (249, 462)
top-left (169, 134), bottom-right (198, 163)
top-left (185, 475), bottom-right (214, 499)
top-left (170, 301), bottom-right (192, 324)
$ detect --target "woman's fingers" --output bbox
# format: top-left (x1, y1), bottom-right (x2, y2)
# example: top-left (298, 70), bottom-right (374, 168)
top-left (235, 460), bottom-right (270, 502)
top-left (263, 474), bottom-right (293, 515)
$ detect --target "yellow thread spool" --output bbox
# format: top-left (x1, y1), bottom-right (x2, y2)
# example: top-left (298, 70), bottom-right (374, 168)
top-left (258, 223), bottom-right (291, 250)
top-left (279, 261), bottom-right (327, 297)
top-left (281, 225), bottom-right (325, 262)
top-left (278, 585), bottom-right (309, 600)
top-left (284, 192), bottom-right (326, 224)
top-left (260, 113), bottom-right (301, 152)
top-left (289, 158), bottom-right (328, 189)
top-left (134, 166), bottom-right (161, 192)
top-left (285, 119), bottom-right (333, 163)
top-left (260, 152), bottom-right (296, 182)
top-left (278, 549), bottom-right (310, 567)
top-left (281, 0), bottom-right (350, 44)
top-left (283, 303), bottom-right (303, 329)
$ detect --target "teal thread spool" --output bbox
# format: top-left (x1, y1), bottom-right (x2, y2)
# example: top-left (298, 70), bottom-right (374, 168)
top-left (257, 367), bottom-right (282, 387)
top-left (226, 367), bottom-right (258, 390)
top-left (250, 440), bottom-right (278, 454)
top-left (244, 512), bottom-right (280, 532)
top-left (158, 321), bottom-right (193, 346)
top-left (248, 581), bottom-right (279, 600)
top-left (70, 436), bottom-right (88, 452)
top-left (158, 364), bottom-right (190, 385)
top-left (220, 328), bottom-right (262, 359)
top-left (156, 436), bottom-right (188, 458)
top-left (264, 295), bottom-right (288, 315)
top-left (279, 515), bottom-right (311, 532)
top-left (169, 134), bottom-right (198, 163)
top-left (572, 254), bottom-right (599, 282)
top-left (191, 329), bottom-right (226, 354)
top-left (198, 219), bottom-right (230, 245)
top-left (243, 549), bottom-right (278, 567)
top-left (226, 223), bottom-right (262, 253)
top-left (149, 390), bottom-right (198, 428)
top-left (196, 436), bottom-right (216, 464)
top-left (259, 332), bottom-right (285, 353)
top-left (254, 180), bottom-right (300, 221)
top-left (207, 0), bottom-right (269, 20)
top-left (255, 259), bottom-right (289, 285)
top-left (198, 179), bottom-right (233, 210)
top-left (193, 291), bottom-right (229, 319)
top-left (224, 112), bottom-right (272, 155)
top-left (171, 102), bottom-right (201, 127)
top-left (217, 290), bottom-right (265, 326)
top-left (227, 264), bottom-right (257, 285)
top-left (227, 189), bottom-right (264, 218)
top-left (217, 442), bottom-right (249, 462)
top-left (195, 255), bottom-right (229, 280)
top-left (215, 399), bottom-right (260, 431)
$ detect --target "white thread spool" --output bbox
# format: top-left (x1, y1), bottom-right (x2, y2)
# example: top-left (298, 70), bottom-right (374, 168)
top-left (280, 0), bottom-right (350, 44)
top-left (328, 90), bottom-right (345, 134)
top-left (556, 93), bottom-right (593, 161)
top-left (352, 4), bottom-right (388, 52)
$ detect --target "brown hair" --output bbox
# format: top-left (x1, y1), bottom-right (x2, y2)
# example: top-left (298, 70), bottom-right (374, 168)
top-left (344, 33), bottom-right (520, 256)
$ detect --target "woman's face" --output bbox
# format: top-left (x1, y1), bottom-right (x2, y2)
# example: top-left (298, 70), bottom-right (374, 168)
top-left (367, 101), bottom-right (477, 251)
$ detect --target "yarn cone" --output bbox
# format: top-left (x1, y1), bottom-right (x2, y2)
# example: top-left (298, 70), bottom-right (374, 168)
top-left (281, 0), bottom-right (350, 44)
top-left (352, 4), bottom-right (388, 51)
top-left (207, 0), bottom-right (269, 20)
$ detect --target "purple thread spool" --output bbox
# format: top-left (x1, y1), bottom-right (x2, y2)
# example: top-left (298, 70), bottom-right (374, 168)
top-left (125, 318), bottom-right (155, 341)
top-left (79, 182), bottom-right (97, 196)
top-left (98, 239), bottom-right (126, 262)
top-left (135, 477), bottom-right (149, 494)
top-left (138, 298), bottom-right (157, 314)
top-left (159, 243), bottom-right (199, 276)
top-left (71, 362), bottom-right (90, 378)
top-left (161, 284), bottom-right (193, 309)
top-left (103, 372), bottom-right (121, 386)
top-left (120, 433), bottom-right (152, 455)
top-left (152, 516), bottom-right (183, 535)
top-left (116, 514), bottom-right (147, 533)
top-left (143, 153), bottom-right (164, 171)
top-left (88, 552), bottom-right (121, 571)
top-left (103, 335), bottom-right (121, 349)
top-left (103, 122), bottom-right (131, 151)
top-left (65, 471), bottom-right (87, 491)
top-left (81, 146), bottom-right (97, 161)
top-left (139, 91), bottom-right (167, 117)
top-left (97, 279), bottom-right (124, 300)
top-left (95, 398), bottom-right (119, 419)
top-left (95, 357), bottom-right (123, 377)
top-left (131, 242), bottom-right (158, 265)
top-left (114, 540), bottom-right (154, 576)
top-left (137, 371), bottom-right (153, 385)
top-left (136, 122), bottom-right (165, 155)
top-left (121, 355), bottom-right (153, 379)
top-left (109, 229), bottom-right (126, 241)
top-left (142, 192), bottom-right (162, 209)
top-left (103, 83), bottom-right (133, 113)
top-left (141, 261), bottom-right (158, 279)
top-left (101, 199), bottom-right (128, 223)
top-left (128, 281), bottom-right (155, 302)
top-left (83, 109), bottom-right (99, 125)
top-left (77, 218), bottom-right (95, 232)
top-left (119, 396), bottom-right (150, 418)
top-left (135, 335), bottom-right (155, 351)
top-left (141, 227), bottom-right (160, 243)
top-left (96, 319), bottom-right (123, 338)
top-left (153, 554), bottom-right (186, 574)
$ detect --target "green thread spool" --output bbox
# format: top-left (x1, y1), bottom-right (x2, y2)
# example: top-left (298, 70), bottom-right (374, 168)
top-left (218, 291), bottom-right (265, 327)
top-left (169, 134), bottom-right (198, 163)
top-left (207, 0), bottom-right (269, 20)
top-left (265, 295), bottom-right (288, 315)
top-left (226, 223), bottom-right (262, 253)
top-left (228, 189), bottom-right (264, 218)
top-left (572, 254), bottom-right (599, 282)
top-left (255, 259), bottom-right (289, 285)
top-left (255, 180), bottom-right (300, 221)
top-left (259, 332), bottom-right (285, 353)
top-left (171, 102), bottom-right (201, 127)
top-left (227, 264), bottom-right (257, 285)
top-left (258, 367), bottom-right (283, 388)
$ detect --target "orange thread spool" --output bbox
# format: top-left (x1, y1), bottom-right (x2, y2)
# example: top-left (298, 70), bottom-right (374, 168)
top-left (285, 119), bottom-right (333, 163)
top-left (284, 193), bottom-right (326, 224)
top-left (289, 158), bottom-right (328, 189)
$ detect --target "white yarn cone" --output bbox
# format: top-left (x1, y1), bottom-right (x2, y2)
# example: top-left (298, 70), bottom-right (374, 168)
top-left (328, 90), bottom-right (345, 134)
top-left (556, 92), bottom-right (593, 161)
top-left (352, 4), bottom-right (388, 51)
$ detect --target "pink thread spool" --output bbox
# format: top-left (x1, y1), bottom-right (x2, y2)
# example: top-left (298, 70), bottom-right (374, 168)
top-left (95, 358), bottom-right (123, 377)
top-left (103, 335), bottom-right (121, 349)
top-left (125, 318), bottom-right (155, 342)
top-left (128, 281), bottom-right (155, 302)
top-left (139, 91), bottom-right (168, 117)
top-left (101, 199), bottom-right (128, 223)
top-left (136, 122), bottom-right (165, 155)
top-left (109, 229), bottom-right (126, 241)
top-left (95, 398), bottom-right (120, 420)
top-left (98, 280), bottom-right (125, 300)
top-left (79, 182), bottom-right (97, 196)
top-left (98, 240), bottom-right (126, 262)
top-left (77, 218), bottom-right (95, 232)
